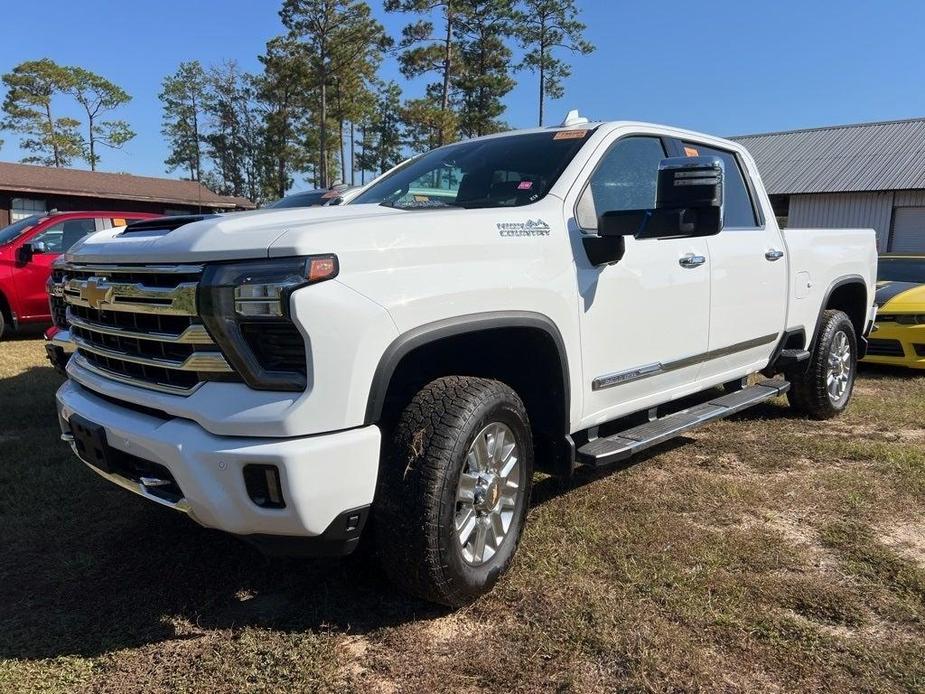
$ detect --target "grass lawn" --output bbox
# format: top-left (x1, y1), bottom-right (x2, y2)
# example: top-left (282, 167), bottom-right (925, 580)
top-left (1, 335), bottom-right (923, 692)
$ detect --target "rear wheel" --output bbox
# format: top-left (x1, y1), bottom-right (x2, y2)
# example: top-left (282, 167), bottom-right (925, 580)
top-left (373, 376), bottom-right (533, 607)
top-left (788, 310), bottom-right (857, 419)
top-left (0, 309), bottom-right (5, 340)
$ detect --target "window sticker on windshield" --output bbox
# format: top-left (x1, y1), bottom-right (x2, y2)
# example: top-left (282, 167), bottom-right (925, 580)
top-left (684, 146), bottom-right (700, 157)
top-left (517, 180), bottom-right (534, 190)
top-left (553, 129), bottom-right (588, 140)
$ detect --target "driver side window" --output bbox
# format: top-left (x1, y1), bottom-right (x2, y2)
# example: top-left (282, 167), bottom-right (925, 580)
top-left (31, 218), bottom-right (96, 253)
top-left (577, 136), bottom-right (667, 231)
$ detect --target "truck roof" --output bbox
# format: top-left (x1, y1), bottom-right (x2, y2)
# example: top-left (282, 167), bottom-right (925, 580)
top-left (454, 115), bottom-right (750, 159)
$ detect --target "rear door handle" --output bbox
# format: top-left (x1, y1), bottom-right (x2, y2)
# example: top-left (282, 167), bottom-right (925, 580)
top-left (679, 254), bottom-right (706, 268)
top-left (765, 249), bottom-right (784, 261)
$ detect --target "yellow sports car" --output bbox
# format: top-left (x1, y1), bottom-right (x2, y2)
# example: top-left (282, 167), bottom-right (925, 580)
top-left (864, 254), bottom-right (925, 369)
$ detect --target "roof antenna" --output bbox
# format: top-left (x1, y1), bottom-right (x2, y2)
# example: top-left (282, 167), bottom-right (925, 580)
top-left (561, 109), bottom-right (589, 127)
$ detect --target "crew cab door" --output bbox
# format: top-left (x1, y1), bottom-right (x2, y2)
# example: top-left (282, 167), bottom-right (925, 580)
top-left (681, 141), bottom-right (787, 379)
top-left (572, 134), bottom-right (712, 426)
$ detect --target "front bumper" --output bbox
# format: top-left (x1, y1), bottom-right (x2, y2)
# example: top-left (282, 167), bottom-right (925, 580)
top-left (44, 327), bottom-right (75, 374)
top-left (56, 379), bottom-right (382, 553)
top-left (862, 322), bottom-right (925, 369)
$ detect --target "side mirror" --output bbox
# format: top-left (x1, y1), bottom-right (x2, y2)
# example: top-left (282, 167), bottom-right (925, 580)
top-left (15, 243), bottom-right (35, 265)
top-left (598, 156), bottom-right (725, 240)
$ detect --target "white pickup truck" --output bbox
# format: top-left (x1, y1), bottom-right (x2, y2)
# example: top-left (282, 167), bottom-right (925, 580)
top-left (53, 115), bottom-right (877, 606)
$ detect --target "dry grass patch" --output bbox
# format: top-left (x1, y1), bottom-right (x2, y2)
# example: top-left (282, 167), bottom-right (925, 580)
top-left (1, 339), bottom-right (924, 692)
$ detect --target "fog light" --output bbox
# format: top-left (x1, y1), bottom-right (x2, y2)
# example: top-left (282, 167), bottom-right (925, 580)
top-left (243, 464), bottom-right (285, 508)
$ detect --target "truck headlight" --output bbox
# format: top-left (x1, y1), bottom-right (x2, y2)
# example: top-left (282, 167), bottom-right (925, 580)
top-left (198, 256), bottom-right (338, 391)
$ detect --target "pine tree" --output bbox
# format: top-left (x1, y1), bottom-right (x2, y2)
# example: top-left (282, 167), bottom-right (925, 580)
top-left (331, 69), bottom-right (379, 185)
top-left (159, 61), bottom-right (208, 180)
top-left (385, 0), bottom-right (465, 147)
top-left (202, 61), bottom-right (264, 201)
top-left (255, 36), bottom-right (313, 200)
top-left (357, 80), bottom-right (404, 179)
top-left (514, 0), bottom-right (594, 126)
top-left (66, 67), bottom-right (134, 171)
top-left (453, 0), bottom-right (515, 138)
top-left (280, 0), bottom-right (390, 188)
top-left (1, 59), bottom-right (84, 167)
top-left (401, 91), bottom-right (455, 154)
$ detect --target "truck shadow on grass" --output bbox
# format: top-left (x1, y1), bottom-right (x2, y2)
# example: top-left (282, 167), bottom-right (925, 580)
top-left (0, 366), bottom-right (825, 662)
top-left (0, 392), bottom-right (662, 660)
top-left (1, 365), bottom-right (457, 661)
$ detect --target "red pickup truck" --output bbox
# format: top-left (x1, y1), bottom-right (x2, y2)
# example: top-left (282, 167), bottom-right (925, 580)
top-left (0, 210), bottom-right (158, 338)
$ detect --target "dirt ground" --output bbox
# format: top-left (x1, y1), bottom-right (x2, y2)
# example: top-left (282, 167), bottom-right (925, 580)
top-left (1, 335), bottom-right (923, 692)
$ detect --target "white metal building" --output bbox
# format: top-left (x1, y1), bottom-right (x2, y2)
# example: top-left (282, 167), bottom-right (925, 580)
top-left (732, 118), bottom-right (925, 252)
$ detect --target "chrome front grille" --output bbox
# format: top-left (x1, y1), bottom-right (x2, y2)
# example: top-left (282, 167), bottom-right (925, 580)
top-left (61, 263), bottom-right (237, 394)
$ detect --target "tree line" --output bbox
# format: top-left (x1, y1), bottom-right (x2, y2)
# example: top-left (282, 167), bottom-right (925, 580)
top-left (1, 58), bottom-right (133, 171)
top-left (0, 0), bottom-right (592, 205)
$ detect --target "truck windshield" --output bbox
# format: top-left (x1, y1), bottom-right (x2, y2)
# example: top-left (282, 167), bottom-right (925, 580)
top-left (0, 215), bottom-right (42, 245)
top-left (877, 257), bottom-right (925, 283)
top-left (351, 130), bottom-right (595, 210)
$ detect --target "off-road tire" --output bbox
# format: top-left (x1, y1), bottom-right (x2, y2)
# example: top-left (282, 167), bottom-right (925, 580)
top-left (787, 309), bottom-right (857, 420)
top-left (373, 376), bottom-right (533, 607)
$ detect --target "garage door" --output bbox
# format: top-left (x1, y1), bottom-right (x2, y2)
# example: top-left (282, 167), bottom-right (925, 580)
top-left (891, 207), bottom-right (925, 252)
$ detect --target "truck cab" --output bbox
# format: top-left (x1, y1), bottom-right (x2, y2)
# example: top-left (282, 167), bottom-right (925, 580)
top-left (0, 210), bottom-right (157, 338)
top-left (53, 118), bottom-right (878, 606)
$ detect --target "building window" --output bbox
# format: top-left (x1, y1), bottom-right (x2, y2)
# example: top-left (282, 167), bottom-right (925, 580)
top-left (11, 197), bottom-right (47, 222)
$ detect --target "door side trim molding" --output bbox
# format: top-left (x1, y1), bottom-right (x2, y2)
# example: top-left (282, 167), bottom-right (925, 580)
top-left (592, 332), bottom-right (778, 391)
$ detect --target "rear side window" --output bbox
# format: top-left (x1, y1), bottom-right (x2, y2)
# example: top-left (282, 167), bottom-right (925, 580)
top-left (682, 142), bottom-right (759, 228)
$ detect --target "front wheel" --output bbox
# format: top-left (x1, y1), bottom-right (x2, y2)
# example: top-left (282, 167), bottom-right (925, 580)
top-left (373, 376), bottom-right (533, 607)
top-left (787, 309), bottom-right (857, 419)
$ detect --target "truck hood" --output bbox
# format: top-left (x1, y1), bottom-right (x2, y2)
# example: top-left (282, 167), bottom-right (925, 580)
top-left (63, 202), bottom-right (563, 275)
top-left (63, 205), bottom-right (407, 264)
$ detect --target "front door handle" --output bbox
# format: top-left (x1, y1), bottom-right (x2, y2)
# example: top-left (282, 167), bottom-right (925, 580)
top-left (765, 249), bottom-right (785, 261)
top-left (679, 254), bottom-right (706, 268)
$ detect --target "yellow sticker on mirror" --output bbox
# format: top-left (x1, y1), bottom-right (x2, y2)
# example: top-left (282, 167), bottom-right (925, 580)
top-left (684, 146), bottom-right (700, 157)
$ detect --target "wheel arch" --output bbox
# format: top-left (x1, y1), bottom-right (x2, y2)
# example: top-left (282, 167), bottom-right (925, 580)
top-left (365, 311), bottom-right (572, 472)
top-left (815, 275), bottom-right (869, 351)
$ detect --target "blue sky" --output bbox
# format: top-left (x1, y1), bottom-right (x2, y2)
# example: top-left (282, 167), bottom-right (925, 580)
top-left (2, 0), bottom-right (924, 190)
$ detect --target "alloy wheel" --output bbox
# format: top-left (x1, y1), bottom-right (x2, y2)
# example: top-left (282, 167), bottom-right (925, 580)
top-left (827, 330), bottom-right (852, 403)
top-left (454, 422), bottom-right (522, 566)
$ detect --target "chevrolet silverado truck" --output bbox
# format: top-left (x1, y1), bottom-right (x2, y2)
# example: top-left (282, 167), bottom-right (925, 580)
top-left (53, 115), bottom-right (877, 606)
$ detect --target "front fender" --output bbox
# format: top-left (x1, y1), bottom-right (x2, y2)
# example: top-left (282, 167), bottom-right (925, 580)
top-left (364, 311), bottom-right (571, 428)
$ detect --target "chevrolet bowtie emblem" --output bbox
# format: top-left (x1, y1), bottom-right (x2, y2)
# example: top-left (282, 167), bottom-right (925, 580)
top-left (79, 278), bottom-right (113, 309)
